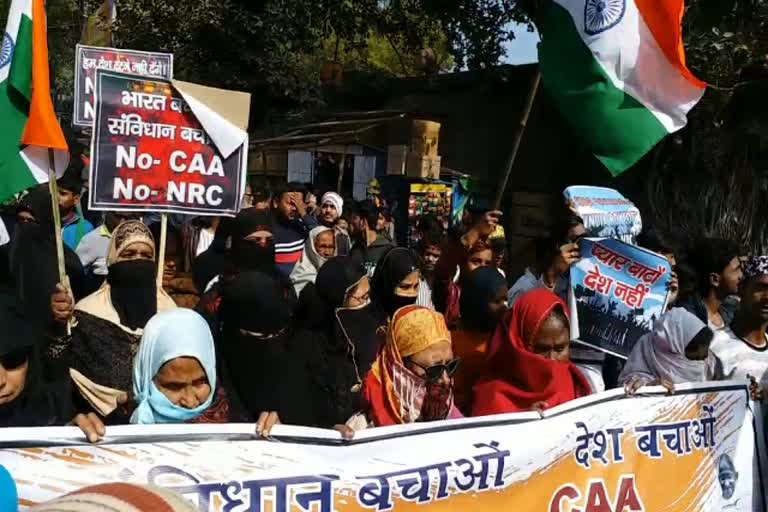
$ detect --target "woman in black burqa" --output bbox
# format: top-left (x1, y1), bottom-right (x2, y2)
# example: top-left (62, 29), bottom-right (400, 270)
top-left (297, 256), bottom-right (383, 426)
top-left (0, 294), bottom-right (82, 427)
top-left (10, 188), bottom-right (85, 337)
top-left (370, 247), bottom-right (422, 320)
top-left (196, 209), bottom-right (295, 331)
top-left (217, 271), bottom-right (319, 424)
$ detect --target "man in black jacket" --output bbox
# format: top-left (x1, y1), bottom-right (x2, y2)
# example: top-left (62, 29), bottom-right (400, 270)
top-left (349, 200), bottom-right (395, 275)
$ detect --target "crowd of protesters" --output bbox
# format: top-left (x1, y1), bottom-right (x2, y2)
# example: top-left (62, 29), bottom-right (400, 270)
top-left (0, 155), bottom-right (765, 458)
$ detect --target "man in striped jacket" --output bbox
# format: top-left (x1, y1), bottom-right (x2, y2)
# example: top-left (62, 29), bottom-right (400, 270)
top-left (271, 183), bottom-right (318, 277)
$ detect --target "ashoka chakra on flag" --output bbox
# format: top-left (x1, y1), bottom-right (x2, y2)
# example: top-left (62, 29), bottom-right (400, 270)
top-left (584, 0), bottom-right (626, 35)
top-left (0, 32), bottom-right (13, 68)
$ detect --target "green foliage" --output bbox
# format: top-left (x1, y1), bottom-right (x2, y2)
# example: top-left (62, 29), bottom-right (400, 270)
top-left (645, 0), bottom-right (768, 251)
top-left (421, 0), bottom-right (531, 70)
top-left (106, 0), bottom-right (523, 104)
top-left (683, 0), bottom-right (768, 87)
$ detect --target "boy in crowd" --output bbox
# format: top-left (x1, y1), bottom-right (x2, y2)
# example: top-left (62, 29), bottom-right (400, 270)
top-left (349, 199), bottom-right (395, 275)
top-left (57, 166), bottom-right (93, 250)
top-left (418, 229), bottom-right (444, 309)
top-left (680, 238), bottom-right (742, 331)
top-left (709, 256), bottom-right (768, 385)
top-left (636, 228), bottom-right (680, 306)
top-left (272, 183), bottom-right (317, 277)
top-left (319, 191), bottom-right (351, 256)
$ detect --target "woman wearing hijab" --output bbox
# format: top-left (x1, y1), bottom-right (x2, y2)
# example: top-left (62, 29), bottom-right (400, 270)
top-left (290, 226), bottom-right (336, 296)
top-left (472, 289), bottom-right (591, 416)
top-left (0, 294), bottom-right (80, 427)
top-left (130, 308), bottom-right (218, 424)
top-left (74, 309), bottom-right (257, 443)
top-left (443, 240), bottom-right (494, 328)
top-left (218, 272), bottom-right (317, 426)
top-left (353, 305), bottom-right (462, 428)
top-left (11, 188), bottom-right (85, 336)
top-left (370, 247), bottom-right (421, 321)
top-left (297, 256), bottom-right (383, 426)
top-left (451, 267), bottom-right (508, 414)
top-left (620, 308), bottom-right (713, 393)
top-left (191, 216), bottom-right (234, 293)
top-left (196, 208), bottom-right (294, 331)
top-left (49, 221), bottom-right (176, 391)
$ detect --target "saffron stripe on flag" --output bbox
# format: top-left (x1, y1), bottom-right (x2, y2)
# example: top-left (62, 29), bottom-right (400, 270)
top-left (634, 0), bottom-right (706, 89)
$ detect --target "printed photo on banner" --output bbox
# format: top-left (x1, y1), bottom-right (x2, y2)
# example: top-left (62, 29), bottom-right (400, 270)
top-left (569, 237), bottom-right (671, 358)
top-left (73, 45), bottom-right (173, 127)
top-left (0, 383), bottom-right (762, 511)
top-left (88, 69), bottom-right (250, 216)
top-left (564, 186), bottom-right (642, 244)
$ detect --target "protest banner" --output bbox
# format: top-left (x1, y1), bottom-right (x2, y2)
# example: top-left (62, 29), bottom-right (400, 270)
top-left (88, 70), bottom-right (250, 216)
top-left (569, 238), bottom-right (671, 358)
top-left (0, 382), bottom-right (764, 511)
top-left (564, 186), bottom-right (642, 244)
top-left (74, 45), bottom-right (173, 127)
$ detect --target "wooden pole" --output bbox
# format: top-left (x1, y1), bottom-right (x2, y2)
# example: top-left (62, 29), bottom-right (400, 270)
top-left (47, 149), bottom-right (71, 335)
top-left (336, 149), bottom-right (347, 194)
top-left (156, 213), bottom-right (168, 287)
top-left (493, 71), bottom-right (541, 210)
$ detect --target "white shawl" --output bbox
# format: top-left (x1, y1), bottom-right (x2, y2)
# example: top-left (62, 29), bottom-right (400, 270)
top-left (290, 226), bottom-right (335, 296)
top-left (620, 307), bottom-right (711, 384)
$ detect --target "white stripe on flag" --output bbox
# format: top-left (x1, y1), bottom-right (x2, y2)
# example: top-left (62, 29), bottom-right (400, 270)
top-left (557, 0), bottom-right (704, 133)
top-left (20, 145), bottom-right (69, 183)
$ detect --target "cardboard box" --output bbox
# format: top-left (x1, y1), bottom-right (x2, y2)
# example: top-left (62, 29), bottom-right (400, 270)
top-left (410, 120), bottom-right (441, 158)
top-left (406, 154), bottom-right (441, 179)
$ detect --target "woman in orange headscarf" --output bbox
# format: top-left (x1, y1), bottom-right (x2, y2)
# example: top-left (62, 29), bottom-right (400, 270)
top-left (472, 289), bottom-right (591, 416)
top-left (359, 305), bottom-right (463, 427)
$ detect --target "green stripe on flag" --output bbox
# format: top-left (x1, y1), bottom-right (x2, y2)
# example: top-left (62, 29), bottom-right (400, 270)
top-left (9, 14), bottom-right (32, 100)
top-left (0, 14), bottom-right (38, 201)
top-left (538, 3), bottom-right (668, 176)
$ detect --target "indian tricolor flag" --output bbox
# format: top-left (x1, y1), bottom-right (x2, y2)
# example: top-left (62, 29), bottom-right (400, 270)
top-left (0, 0), bottom-right (69, 202)
top-left (538, 0), bottom-right (706, 176)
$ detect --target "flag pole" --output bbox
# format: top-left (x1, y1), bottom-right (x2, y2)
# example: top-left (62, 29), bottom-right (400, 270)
top-left (156, 213), bottom-right (168, 287)
top-left (47, 149), bottom-right (71, 335)
top-left (493, 71), bottom-right (541, 210)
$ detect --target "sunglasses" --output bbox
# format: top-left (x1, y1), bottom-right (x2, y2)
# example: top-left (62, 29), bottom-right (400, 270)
top-left (408, 358), bottom-right (461, 383)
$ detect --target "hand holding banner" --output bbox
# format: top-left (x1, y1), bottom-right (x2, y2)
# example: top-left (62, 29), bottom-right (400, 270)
top-left (0, 383), bottom-right (764, 511)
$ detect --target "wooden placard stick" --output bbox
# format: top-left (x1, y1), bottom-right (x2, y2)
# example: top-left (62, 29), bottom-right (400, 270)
top-left (47, 148), bottom-right (71, 335)
top-left (156, 213), bottom-right (168, 287)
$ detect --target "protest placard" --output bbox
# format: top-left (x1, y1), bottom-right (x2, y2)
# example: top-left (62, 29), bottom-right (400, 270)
top-left (564, 186), bottom-right (642, 244)
top-left (73, 45), bottom-right (173, 127)
top-left (569, 237), bottom-right (672, 358)
top-left (1, 383), bottom-right (763, 511)
top-left (88, 70), bottom-right (250, 216)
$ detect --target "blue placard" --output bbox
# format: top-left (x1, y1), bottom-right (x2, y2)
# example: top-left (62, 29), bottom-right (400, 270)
top-left (564, 186), bottom-right (642, 244)
top-left (569, 238), bottom-right (671, 358)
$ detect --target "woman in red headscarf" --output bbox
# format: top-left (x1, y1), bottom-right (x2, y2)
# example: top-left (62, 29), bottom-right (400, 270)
top-left (471, 289), bottom-right (591, 415)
